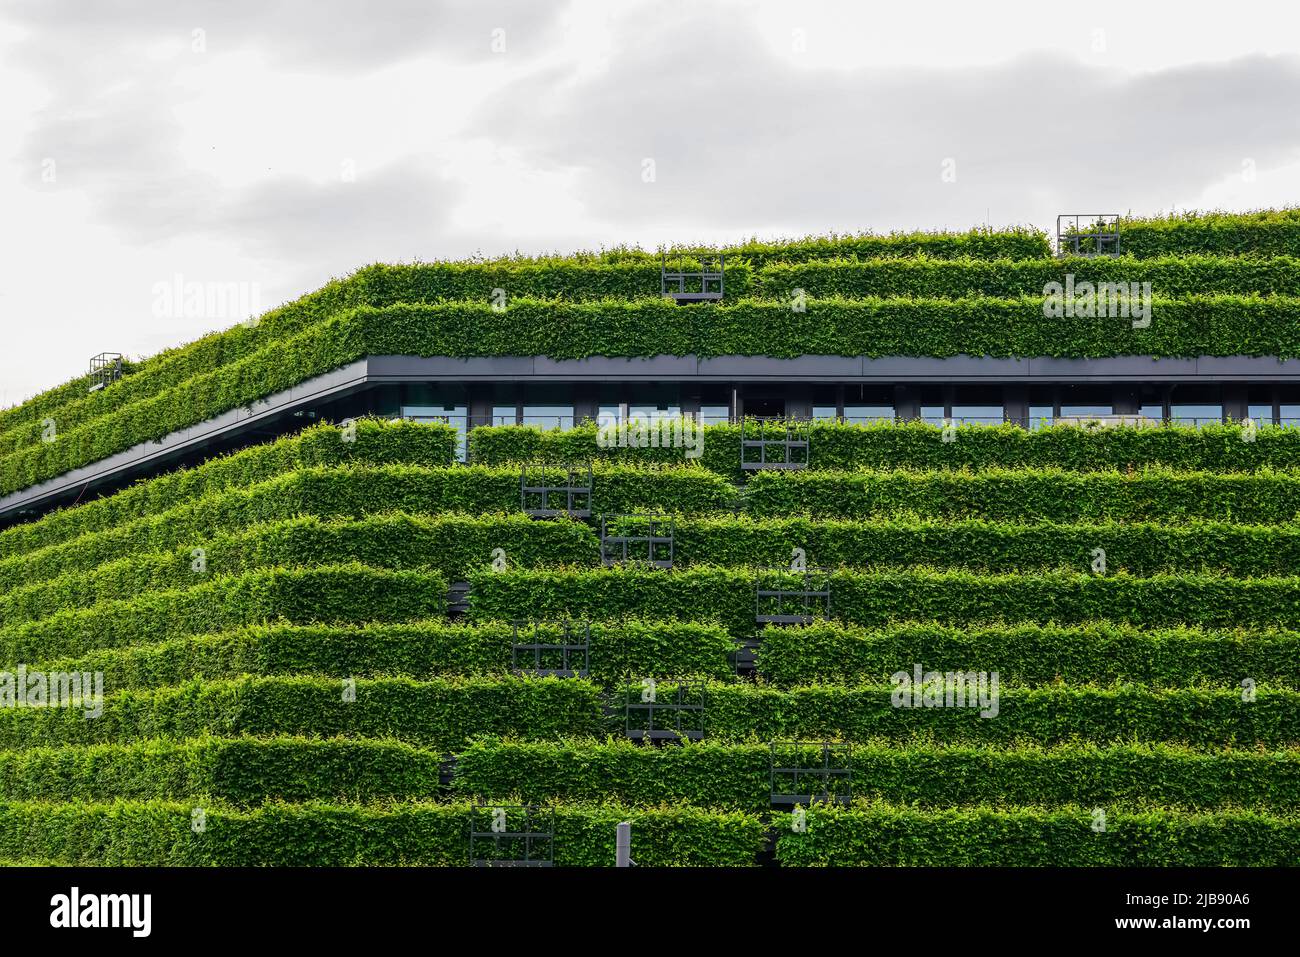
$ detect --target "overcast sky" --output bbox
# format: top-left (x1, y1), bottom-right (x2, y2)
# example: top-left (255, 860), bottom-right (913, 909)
top-left (2, 0), bottom-right (1300, 404)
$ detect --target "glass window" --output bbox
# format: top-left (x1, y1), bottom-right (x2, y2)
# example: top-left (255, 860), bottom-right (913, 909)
top-left (522, 405), bottom-right (574, 431)
top-left (699, 405), bottom-right (730, 426)
top-left (1247, 404), bottom-right (1274, 425)
top-left (1029, 405), bottom-right (1053, 431)
top-left (403, 404), bottom-right (468, 461)
top-left (812, 405), bottom-right (839, 422)
top-left (1060, 405), bottom-right (1112, 418)
top-left (843, 405), bottom-right (894, 424)
top-left (920, 405), bottom-right (946, 426)
top-left (1170, 404), bottom-right (1222, 428)
top-left (492, 405), bottom-right (517, 427)
top-left (1281, 405), bottom-right (1300, 427)
top-left (951, 405), bottom-right (1003, 426)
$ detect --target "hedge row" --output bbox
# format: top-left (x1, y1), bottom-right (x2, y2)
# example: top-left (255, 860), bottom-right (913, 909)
top-left (756, 621), bottom-right (1300, 688)
top-left (454, 739), bottom-right (1300, 812)
top-left (1116, 208), bottom-right (1300, 259)
top-left (41, 619), bottom-right (736, 689)
top-left (31, 512), bottom-right (1300, 628)
top-left (0, 564), bottom-right (446, 665)
top-left (669, 515), bottom-right (1300, 576)
top-left (744, 466), bottom-right (1300, 522)
top-left (0, 513), bottom-right (595, 628)
top-left (12, 289), bottom-right (1300, 495)
top-left (0, 736), bottom-right (444, 806)
top-left (0, 676), bottom-right (601, 753)
top-left (686, 683), bottom-right (1300, 748)
top-left (0, 799), bottom-right (764, 866)
top-left (0, 419), bottom-right (456, 560)
top-left (758, 254), bottom-right (1300, 299)
top-left (773, 803), bottom-right (1300, 866)
top-left (357, 294), bottom-right (1300, 360)
top-left (467, 565), bottom-right (1300, 638)
top-left (596, 228), bottom-right (1051, 265)
top-left (470, 420), bottom-right (1300, 478)
top-left (0, 461), bottom-right (731, 586)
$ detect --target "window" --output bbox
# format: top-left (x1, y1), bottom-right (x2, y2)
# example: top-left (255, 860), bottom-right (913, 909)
top-left (951, 405), bottom-right (1003, 426)
top-left (843, 405), bottom-right (894, 424)
top-left (1060, 405), bottom-right (1112, 418)
top-left (403, 404), bottom-right (469, 461)
top-left (1029, 405), bottom-right (1054, 431)
top-left (920, 405), bottom-right (946, 426)
top-left (1170, 404), bottom-right (1222, 428)
top-left (1248, 404), bottom-right (1274, 425)
top-left (699, 405), bottom-right (730, 426)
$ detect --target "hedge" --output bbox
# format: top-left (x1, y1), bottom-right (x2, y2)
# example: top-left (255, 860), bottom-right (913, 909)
top-left (0, 736), bottom-right (444, 806)
top-left (0, 513), bottom-right (596, 628)
top-left (0, 675), bottom-right (603, 753)
top-left (690, 683), bottom-right (1300, 748)
top-left (40, 619), bottom-right (736, 689)
top-left (0, 799), bottom-right (764, 866)
top-left (1116, 208), bottom-right (1300, 259)
top-left (745, 465), bottom-right (1300, 522)
top-left (467, 565), bottom-right (1300, 638)
top-left (471, 420), bottom-right (1300, 478)
top-left (13, 290), bottom-right (1300, 496)
top-left (0, 461), bottom-right (732, 589)
top-left (0, 418), bottom-right (456, 560)
top-left (667, 515), bottom-right (1300, 577)
top-left (773, 803), bottom-right (1300, 866)
top-left (756, 621), bottom-right (1300, 689)
top-left (0, 564), bottom-right (446, 664)
top-left (757, 254), bottom-right (1300, 299)
top-left (453, 739), bottom-right (1300, 812)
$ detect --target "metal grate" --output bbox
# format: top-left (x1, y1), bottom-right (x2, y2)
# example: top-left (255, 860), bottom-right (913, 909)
top-left (741, 417), bottom-right (810, 471)
top-left (769, 741), bottom-right (853, 806)
top-left (511, 620), bottom-right (590, 678)
top-left (87, 353), bottom-right (124, 393)
top-left (520, 463), bottom-right (592, 518)
top-left (469, 805), bottom-right (554, 867)
top-left (600, 514), bottom-right (674, 568)
top-left (661, 252), bottom-right (725, 302)
top-left (756, 567), bottom-right (832, 626)
top-left (1056, 214), bottom-right (1121, 257)
top-left (620, 678), bottom-right (708, 741)
top-left (448, 581), bottom-right (471, 617)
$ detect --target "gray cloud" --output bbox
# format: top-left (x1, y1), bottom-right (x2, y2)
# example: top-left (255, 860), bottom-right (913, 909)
top-left (473, 7), bottom-right (1300, 234)
top-left (6, 0), bottom-right (563, 74)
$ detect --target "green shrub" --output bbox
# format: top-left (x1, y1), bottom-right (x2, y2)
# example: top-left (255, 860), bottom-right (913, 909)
top-left (1117, 208), bottom-right (1300, 259)
top-left (468, 565), bottom-right (1300, 638)
top-left (454, 739), bottom-right (1300, 812)
top-left (0, 419), bottom-right (456, 560)
top-left (774, 803), bottom-right (1300, 866)
top-left (43, 618), bottom-right (735, 688)
top-left (0, 564), bottom-right (446, 664)
top-left (756, 621), bottom-right (1300, 688)
top-left (472, 420), bottom-right (1300, 479)
top-left (0, 675), bottom-right (602, 753)
top-left (0, 799), bottom-right (765, 866)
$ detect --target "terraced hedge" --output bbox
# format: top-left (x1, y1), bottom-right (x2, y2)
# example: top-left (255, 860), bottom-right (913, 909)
top-left (468, 565), bottom-right (1300, 637)
top-left (0, 565), bottom-right (446, 664)
top-left (42, 619), bottom-right (736, 689)
top-left (743, 466), bottom-right (1300, 521)
top-left (0, 737), bottom-right (444, 806)
top-left (0, 799), bottom-right (765, 866)
top-left (454, 739), bottom-right (1300, 812)
top-left (470, 420), bottom-right (1300, 477)
top-left (759, 254), bottom-right (1300, 299)
top-left (0, 463), bottom-right (731, 592)
top-left (774, 804), bottom-right (1300, 866)
top-left (690, 684), bottom-right (1300, 747)
top-left (756, 621), bottom-right (1300, 688)
top-left (0, 514), bottom-right (595, 627)
top-left (1117, 208), bottom-right (1300, 259)
top-left (0, 419), bottom-right (456, 559)
top-left (0, 676), bottom-right (602, 753)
